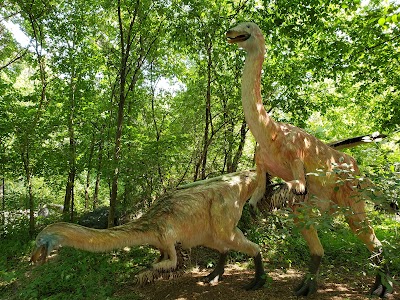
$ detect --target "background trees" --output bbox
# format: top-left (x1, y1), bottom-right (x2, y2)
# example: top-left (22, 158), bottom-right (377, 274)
top-left (0, 0), bottom-right (399, 226)
top-left (1, 1), bottom-right (399, 299)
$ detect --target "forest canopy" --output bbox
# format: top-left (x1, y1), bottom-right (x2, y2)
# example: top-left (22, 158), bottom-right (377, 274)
top-left (0, 0), bottom-right (399, 233)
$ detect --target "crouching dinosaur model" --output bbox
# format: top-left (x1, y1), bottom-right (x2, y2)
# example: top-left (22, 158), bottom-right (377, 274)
top-left (31, 170), bottom-right (266, 290)
top-left (226, 22), bottom-right (393, 298)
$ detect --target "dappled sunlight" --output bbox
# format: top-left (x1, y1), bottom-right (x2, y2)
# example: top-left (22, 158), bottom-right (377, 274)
top-left (132, 265), bottom-right (395, 300)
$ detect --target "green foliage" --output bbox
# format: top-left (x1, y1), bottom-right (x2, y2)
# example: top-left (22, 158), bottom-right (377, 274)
top-left (0, 0), bottom-right (399, 296)
top-left (0, 217), bottom-right (155, 299)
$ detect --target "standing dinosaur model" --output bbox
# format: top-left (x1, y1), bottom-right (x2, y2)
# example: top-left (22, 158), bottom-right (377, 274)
top-left (226, 22), bottom-right (392, 297)
top-left (31, 170), bottom-right (266, 290)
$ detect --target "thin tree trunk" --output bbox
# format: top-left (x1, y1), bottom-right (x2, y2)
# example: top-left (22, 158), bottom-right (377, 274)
top-left (20, 9), bottom-right (48, 236)
top-left (20, 141), bottom-right (35, 236)
top-left (63, 70), bottom-right (77, 222)
top-left (108, 0), bottom-right (161, 226)
top-left (109, 0), bottom-right (129, 228)
top-left (194, 39), bottom-right (213, 181)
top-left (1, 177), bottom-right (4, 225)
top-left (84, 131), bottom-right (96, 210)
top-left (93, 129), bottom-right (104, 210)
top-left (231, 119), bottom-right (247, 172)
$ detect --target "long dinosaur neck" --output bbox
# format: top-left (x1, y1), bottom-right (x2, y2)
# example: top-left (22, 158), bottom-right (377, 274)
top-left (37, 222), bottom-right (157, 253)
top-left (242, 49), bottom-right (278, 145)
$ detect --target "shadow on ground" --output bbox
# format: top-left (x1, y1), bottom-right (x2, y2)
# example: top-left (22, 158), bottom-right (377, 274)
top-left (124, 265), bottom-right (399, 300)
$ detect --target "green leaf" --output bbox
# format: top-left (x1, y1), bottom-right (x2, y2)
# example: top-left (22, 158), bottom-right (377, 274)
top-left (378, 17), bottom-right (386, 26)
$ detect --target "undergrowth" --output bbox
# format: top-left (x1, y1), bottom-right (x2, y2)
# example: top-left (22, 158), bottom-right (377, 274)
top-left (1, 211), bottom-right (399, 300)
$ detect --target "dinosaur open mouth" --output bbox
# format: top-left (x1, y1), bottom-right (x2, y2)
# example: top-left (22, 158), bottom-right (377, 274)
top-left (226, 33), bottom-right (251, 44)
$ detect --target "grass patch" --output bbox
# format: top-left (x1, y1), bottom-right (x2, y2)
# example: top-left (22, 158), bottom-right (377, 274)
top-left (1, 213), bottom-right (398, 299)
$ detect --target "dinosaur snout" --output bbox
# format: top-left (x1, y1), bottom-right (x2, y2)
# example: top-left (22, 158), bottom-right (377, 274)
top-left (30, 244), bottom-right (48, 264)
top-left (226, 29), bottom-right (251, 44)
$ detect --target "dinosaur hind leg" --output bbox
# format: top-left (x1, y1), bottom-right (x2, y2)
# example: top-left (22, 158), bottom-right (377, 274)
top-left (222, 227), bottom-right (266, 290)
top-left (295, 225), bottom-right (324, 296)
top-left (202, 252), bottom-right (228, 284)
top-left (136, 243), bottom-right (178, 285)
top-left (151, 243), bottom-right (178, 272)
top-left (346, 204), bottom-right (393, 298)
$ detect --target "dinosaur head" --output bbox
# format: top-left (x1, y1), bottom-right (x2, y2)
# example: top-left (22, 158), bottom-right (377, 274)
top-left (30, 232), bottom-right (62, 264)
top-left (30, 244), bottom-right (48, 264)
top-left (226, 22), bottom-right (265, 53)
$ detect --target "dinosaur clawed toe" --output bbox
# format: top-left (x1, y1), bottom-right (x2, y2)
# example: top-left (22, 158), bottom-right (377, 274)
top-left (201, 266), bottom-right (225, 284)
top-left (243, 275), bottom-right (266, 290)
top-left (294, 275), bottom-right (318, 296)
top-left (370, 272), bottom-right (393, 298)
top-left (202, 273), bottom-right (223, 284)
top-left (136, 267), bottom-right (183, 286)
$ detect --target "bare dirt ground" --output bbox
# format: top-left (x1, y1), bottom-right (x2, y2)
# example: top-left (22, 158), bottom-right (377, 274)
top-left (126, 264), bottom-right (399, 300)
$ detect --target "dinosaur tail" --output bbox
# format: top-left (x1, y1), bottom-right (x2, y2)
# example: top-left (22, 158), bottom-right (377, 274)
top-left (31, 221), bottom-right (156, 264)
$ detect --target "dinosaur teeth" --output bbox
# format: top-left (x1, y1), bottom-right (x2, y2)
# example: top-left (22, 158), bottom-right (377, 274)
top-left (227, 34), bottom-right (251, 43)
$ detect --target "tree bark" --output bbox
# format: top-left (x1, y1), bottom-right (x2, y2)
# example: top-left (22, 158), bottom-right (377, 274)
top-left (194, 38), bottom-right (213, 181)
top-left (93, 130), bottom-right (104, 210)
top-left (63, 68), bottom-right (77, 222)
top-left (84, 131), bottom-right (96, 210)
top-left (108, 0), bottom-right (161, 227)
top-left (1, 177), bottom-right (4, 225)
top-left (20, 140), bottom-right (35, 236)
top-left (231, 119), bottom-right (248, 172)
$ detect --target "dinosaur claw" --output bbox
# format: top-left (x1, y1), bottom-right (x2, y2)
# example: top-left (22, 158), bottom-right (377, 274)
top-left (294, 276), bottom-right (318, 296)
top-left (370, 272), bottom-right (393, 298)
top-left (202, 274), bottom-right (222, 284)
top-left (292, 187), bottom-right (307, 196)
top-left (243, 276), bottom-right (266, 290)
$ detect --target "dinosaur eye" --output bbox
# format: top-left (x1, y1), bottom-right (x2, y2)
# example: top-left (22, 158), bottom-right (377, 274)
top-left (247, 25), bottom-right (251, 28)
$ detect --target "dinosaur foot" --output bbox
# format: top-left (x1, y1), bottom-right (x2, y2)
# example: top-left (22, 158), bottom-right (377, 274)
top-left (201, 252), bottom-right (227, 285)
top-left (136, 268), bottom-right (181, 286)
top-left (294, 275), bottom-right (318, 296)
top-left (243, 274), bottom-right (266, 291)
top-left (370, 272), bottom-right (393, 298)
top-left (201, 272), bottom-right (223, 285)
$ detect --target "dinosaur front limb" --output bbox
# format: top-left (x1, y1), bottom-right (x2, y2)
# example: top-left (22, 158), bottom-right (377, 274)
top-left (249, 164), bottom-right (267, 209)
top-left (286, 158), bottom-right (307, 195)
top-left (202, 252), bottom-right (228, 283)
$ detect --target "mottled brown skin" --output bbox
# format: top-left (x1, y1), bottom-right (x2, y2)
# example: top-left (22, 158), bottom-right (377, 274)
top-left (31, 171), bottom-right (266, 289)
top-left (227, 22), bottom-right (392, 298)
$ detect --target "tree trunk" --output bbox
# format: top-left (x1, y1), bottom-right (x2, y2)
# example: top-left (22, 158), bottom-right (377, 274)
top-left (20, 141), bottom-right (35, 237)
top-left (84, 131), bottom-right (96, 210)
top-left (93, 127), bottom-right (104, 210)
top-left (109, 0), bottom-right (129, 228)
top-left (1, 177), bottom-right (4, 225)
top-left (108, 0), bottom-right (161, 226)
top-left (194, 39), bottom-right (213, 181)
top-left (231, 119), bottom-right (247, 172)
top-left (63, 71), bottom-right (77, 222)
